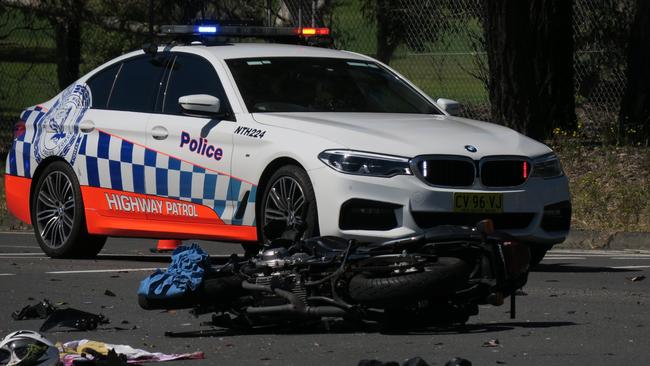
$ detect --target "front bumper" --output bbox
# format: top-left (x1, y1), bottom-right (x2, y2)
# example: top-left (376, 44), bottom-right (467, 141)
top-left (309, 166), bottom-right (571, 245)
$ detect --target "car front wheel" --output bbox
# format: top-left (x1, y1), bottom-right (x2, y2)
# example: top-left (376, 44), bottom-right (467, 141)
top-left (259, 165), bottom-right (319, 244)
top-left (31, 161), bottom-right (106, 258)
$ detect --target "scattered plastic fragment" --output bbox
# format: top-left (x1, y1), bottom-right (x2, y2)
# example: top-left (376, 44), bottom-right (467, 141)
top-left (627, 276), bottom-right (646, 282)
top-left (104, 290), bottom-right (116, 297)
top-left (40, 308), bottom-right (109, 332)
top-left (59, 339), bottom-right (204, 366)
top-left (482, 339), bottom-right (500, 347)
top-left (12, 299), bottom-right (56, 320)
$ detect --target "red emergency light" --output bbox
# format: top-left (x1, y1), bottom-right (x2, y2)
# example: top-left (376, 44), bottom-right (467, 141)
top-left (299, 27), bottom-right (330, 36)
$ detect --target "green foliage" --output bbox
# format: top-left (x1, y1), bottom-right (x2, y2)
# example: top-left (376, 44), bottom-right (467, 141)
top-left (573, 0), bottom-right (634, 108)
top-left (554, 141), bottom-right (650, 233)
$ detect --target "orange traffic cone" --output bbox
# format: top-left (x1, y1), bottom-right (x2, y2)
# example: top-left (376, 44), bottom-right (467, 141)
top-left (150, 239), bottom-right (182, 253)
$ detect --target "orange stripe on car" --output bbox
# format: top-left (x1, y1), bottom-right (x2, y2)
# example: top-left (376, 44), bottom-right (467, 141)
top-left (80, 186), bottom-right (258, 242)
top-left (4, 175), bottom-right (32, 224)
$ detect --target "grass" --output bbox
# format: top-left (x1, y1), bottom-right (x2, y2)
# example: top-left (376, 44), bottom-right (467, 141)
top-left (554, 142), bottom-right (650, 233)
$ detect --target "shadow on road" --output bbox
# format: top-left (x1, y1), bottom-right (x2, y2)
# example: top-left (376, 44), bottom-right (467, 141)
top-left (405, 321), bottom-right (578, 335)
top-left (163, 320), bottom-right (578, 338)
top-left (94, 254), bottom-right (233, 264)
top-left (532, 263), bottom-right (638, 273)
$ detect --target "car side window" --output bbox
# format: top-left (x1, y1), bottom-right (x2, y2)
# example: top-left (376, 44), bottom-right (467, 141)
top-left (86, 63), bottom-right (120, 109)
top-left (108, 56), bottom-right (168, 113)
top-left (162, 53), bottom-right (231, 116)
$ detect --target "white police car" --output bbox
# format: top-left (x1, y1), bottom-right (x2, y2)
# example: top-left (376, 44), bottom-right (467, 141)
top-left (5, 25), bottom-right (570, 261)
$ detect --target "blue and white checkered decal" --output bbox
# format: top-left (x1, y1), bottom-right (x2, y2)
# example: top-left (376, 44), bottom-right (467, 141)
top-left (6, 106), bottom-right (47, 179)
top-left (7, 104), bottom-right (256, 226)
top-left (75, 130), bottom-right (257, 226)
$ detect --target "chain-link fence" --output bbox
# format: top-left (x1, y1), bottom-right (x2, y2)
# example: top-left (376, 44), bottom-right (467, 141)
top-left (332, 0), bottom-right (634, 136)
top-left (0, 0), bottom-right (636, 156)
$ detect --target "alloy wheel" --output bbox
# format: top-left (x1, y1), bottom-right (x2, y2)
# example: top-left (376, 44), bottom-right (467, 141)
top-left (263, 176), bottom-right (306, 230)
top-left (35, 171), bottom-right (75, 249)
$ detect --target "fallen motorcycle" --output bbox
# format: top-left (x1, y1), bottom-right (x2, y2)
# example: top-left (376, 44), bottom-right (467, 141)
top-left (138, 220), bottom-right (530, 329)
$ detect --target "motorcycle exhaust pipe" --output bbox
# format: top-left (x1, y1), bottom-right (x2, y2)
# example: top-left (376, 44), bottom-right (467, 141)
top-left (242, 281), bottom-right (348, 317)
top-left (245, 304), bottom-right (347, 317)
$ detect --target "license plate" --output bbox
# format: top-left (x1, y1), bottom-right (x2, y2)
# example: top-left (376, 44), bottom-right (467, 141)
top-left (453, 192), bottom-right (503, 213)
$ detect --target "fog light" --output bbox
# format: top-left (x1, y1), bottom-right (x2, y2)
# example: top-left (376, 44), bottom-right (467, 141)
top-left (541, 201), bottom-right (572, 231)
top-left (339, 199), bottom-right (400, 230)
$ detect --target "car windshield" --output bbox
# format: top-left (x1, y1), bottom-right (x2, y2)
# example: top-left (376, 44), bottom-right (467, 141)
top-left (226, 57), bottom-right (441, 114)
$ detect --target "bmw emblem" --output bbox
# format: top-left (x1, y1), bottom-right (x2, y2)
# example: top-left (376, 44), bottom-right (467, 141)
top-left (464, 145), bottom-right (478, 153)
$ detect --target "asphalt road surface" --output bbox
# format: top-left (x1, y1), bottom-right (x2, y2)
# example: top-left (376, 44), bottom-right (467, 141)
top-left (0, 232), bottom-right (649, 366)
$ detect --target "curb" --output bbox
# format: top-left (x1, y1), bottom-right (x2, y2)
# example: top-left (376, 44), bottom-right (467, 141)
top-left (557, 230), bottom-right (650, 250)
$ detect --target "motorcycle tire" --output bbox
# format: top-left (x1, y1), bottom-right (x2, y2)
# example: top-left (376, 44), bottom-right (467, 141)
top-left (348, 257), bottom-right (468, 305)
top-left (529, 244), bottom-right (552, 267)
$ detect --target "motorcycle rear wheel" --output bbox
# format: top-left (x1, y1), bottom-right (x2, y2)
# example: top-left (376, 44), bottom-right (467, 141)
top-left (348, 257), bottom-right (468, 306)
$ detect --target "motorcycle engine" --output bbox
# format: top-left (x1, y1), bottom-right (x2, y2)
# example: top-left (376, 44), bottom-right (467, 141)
top-left (257, 247), bottom-right (290, 268)
top-left (248, 247), bottom-right (309, 304)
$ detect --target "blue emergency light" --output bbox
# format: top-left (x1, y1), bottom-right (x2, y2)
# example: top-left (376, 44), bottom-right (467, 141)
top-left (196, 25), bottom-right (219, 34)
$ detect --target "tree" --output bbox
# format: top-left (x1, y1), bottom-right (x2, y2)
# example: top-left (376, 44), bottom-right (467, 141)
top-left (1, 0), bottom-right (89, 89)
top-left (361, 0), bottom-right (459, 65)
top-left (277, 0), bottom-right (331, 27)
top-left (619, 0), bottom-right (650, 144)
top-left (483, 0), bottom-right (576, 140)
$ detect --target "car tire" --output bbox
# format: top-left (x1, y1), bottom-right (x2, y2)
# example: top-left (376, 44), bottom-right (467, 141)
top-left (529, 244), bottom-right (553, 266)
top-left (259, 165), bottom-right (319, 244)
top-left (31, 161), bottom-right (106, 258)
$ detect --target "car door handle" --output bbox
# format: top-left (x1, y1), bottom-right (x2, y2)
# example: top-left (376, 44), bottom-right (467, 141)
top-left (151, 125), bottom-right (168, 140)
top-left (79, 120), bottom-right (95, 133)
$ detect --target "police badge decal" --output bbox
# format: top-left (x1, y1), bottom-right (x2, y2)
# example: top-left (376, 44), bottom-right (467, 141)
top-left (33, 84), bottom-right (91, 165)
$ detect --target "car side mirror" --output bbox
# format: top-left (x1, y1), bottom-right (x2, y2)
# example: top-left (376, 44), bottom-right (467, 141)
top-left (436, 98), bottom-right (461, 116)
top-left (179, 94), bottom-right (221, 116)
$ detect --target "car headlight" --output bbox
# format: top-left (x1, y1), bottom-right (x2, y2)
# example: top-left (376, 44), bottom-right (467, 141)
top-left (318, 150), bottom-right (412, 177)
top-left (531, 153), bottom-right (564, 178)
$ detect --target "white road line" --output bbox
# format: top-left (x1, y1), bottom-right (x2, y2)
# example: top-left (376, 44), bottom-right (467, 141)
top-left (0, 253), bottom-right (46, 256)
top-left (610, 265), bottom-right (650, 269)
top-left (46, 268), bottom-right (161, 274)
top-left (97, 253), bottom-right (170, 257)
top-left (543, 257), bottom-right (586, 260)
top-left (0, 273), bottom-right (16, 276)
top-left (0, 256), bottom-right (46, 259)
top-left (549, 253), bottom-right (643, 257)
top-left (551, 250), bottom-right (650, 255)
top-left (0, 245), bottom-right (40, 249)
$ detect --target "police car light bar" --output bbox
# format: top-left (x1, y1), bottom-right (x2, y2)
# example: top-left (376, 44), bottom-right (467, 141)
top-left (160, 24), bottom-right (330, 38)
